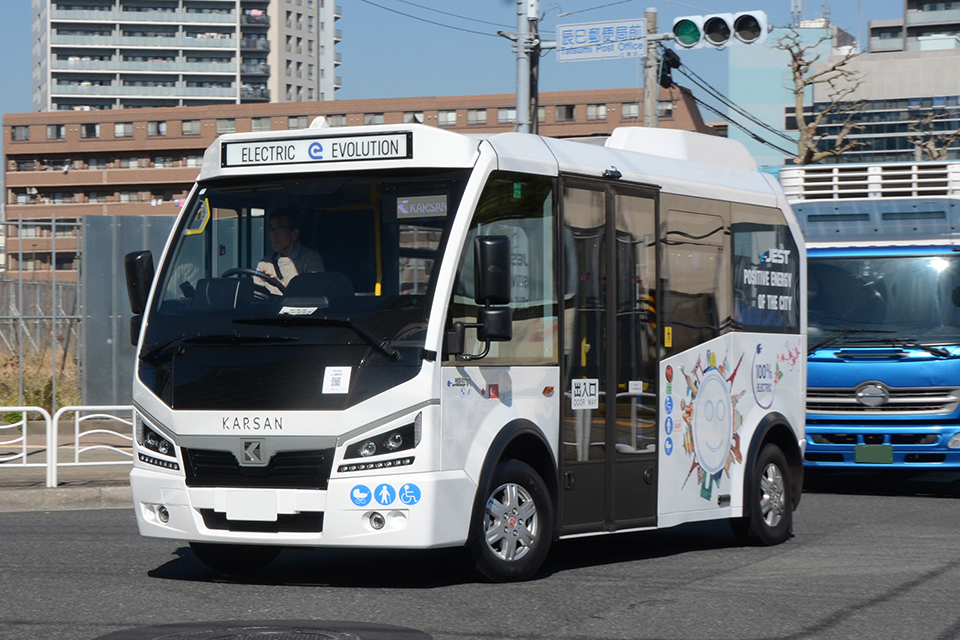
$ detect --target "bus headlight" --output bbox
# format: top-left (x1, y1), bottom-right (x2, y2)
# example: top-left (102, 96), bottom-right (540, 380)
top-left (947, 433), bottom-right (960, 449)
top-left (135, 413), bottom-right (176, 458)
top-left (345, 413), bottom-right (422, 459)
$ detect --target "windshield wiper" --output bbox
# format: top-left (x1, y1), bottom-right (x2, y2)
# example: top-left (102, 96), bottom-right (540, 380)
top-left (807, 328), bottom-right (895, 355)
top-left (140, 332), bottom-right (298, 363)
top-left (234, 316), bottom-right (401, 362)
top-left (884, 337), bottom-right (950, 358)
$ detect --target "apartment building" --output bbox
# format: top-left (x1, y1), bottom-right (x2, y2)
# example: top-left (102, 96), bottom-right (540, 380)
top-left (32, 0), bottom-right (341, 111)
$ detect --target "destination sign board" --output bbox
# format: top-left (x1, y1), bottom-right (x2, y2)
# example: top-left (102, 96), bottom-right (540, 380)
top-left (222, 132), bottom-right (412, 168)
top-left (557, 18), bottom-right (646, 62)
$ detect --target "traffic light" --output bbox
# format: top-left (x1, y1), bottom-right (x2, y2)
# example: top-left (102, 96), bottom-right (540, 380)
top-left (659, 49), bottom-right (681, 88)
top-left (672, 11), bottom-right (768, 49)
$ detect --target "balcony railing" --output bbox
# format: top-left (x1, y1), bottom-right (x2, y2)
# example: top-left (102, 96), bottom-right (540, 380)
top-left (240, 14), bottom-right (270, 27)
top-left (240, 38), bottom-right (270, 51)
top-left (240, 62), bottom-right (270, 75)
top-left (241, 87), bottom-right (270, 101)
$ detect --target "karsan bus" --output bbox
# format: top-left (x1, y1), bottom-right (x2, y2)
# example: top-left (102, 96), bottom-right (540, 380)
top-left (124, 119), bottom-right (806, 582)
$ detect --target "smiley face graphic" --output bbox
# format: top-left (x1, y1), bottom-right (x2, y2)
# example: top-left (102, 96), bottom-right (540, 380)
top-left (691, 369), bottom-right (733, 476)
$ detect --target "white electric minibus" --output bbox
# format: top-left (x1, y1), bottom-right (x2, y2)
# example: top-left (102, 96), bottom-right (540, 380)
top-left (124, 121), bottom-right (806, 581)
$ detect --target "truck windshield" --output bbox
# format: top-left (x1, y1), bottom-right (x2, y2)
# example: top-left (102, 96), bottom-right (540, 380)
top-left (809, 254), bottom-right (960, 346)
top-left (141, 169), bottom-right (471, 410)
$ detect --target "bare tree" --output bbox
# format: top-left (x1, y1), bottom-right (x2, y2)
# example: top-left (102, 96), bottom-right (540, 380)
top-left (907, 112), bottom-right (960, 161)
top-left (776, 30), bottom-right (866, 165)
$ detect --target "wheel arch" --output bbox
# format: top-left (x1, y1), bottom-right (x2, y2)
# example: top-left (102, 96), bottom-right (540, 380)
top-left (744, 412), bottom-right (804, 512)
top-left (466, 419), bottom-right (559, 545)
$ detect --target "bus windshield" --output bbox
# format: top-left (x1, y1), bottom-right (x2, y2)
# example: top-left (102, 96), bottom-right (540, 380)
top-left (141, 169), bottom-right (471, 410)
top-left (808, 254), bottom-right (960, 346)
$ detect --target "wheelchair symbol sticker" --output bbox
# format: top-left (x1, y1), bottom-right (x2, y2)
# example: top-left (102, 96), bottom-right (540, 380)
top-left (350, 485), bottom-right (372, 507)
top-left (375, 484), bottom-right (396, 506)
top-left (399, 483), bottom-right (421, 505)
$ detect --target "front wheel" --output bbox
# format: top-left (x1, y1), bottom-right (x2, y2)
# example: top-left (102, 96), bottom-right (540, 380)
top-left (469, 460), bottom-right (554, 582)
top-left (731, 443), bottom-right (792, 546)
top-left (189, 542), bottom-right (281, 573)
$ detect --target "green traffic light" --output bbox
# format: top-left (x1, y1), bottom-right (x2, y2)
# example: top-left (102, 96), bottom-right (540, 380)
top-left (673, 20), bottom-right (701, 47)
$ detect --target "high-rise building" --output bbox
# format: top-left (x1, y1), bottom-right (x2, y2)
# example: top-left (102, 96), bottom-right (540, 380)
top-left (31, 0), bottom-right (341, 111)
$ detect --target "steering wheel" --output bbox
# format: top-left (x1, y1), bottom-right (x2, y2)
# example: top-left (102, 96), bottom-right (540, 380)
top-left (221, 267), bottom-right (286, 294)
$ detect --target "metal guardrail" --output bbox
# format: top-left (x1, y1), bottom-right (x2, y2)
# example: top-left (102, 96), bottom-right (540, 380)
top-left (0, 405), bottom-right (133, 488)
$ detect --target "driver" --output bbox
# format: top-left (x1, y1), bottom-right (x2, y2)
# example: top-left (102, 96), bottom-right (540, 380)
top-left (256, 207), bottom-right (324, 294)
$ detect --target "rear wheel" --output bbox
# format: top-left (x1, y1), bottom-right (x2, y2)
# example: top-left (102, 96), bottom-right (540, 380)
top-left (469, 460), bottom-right (553, 582)
top-left (189, 542), bottom-right (281, 573)
top-left (731, 443), bottom-right (792, 546)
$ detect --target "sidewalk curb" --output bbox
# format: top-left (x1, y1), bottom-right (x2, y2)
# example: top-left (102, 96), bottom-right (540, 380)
top-left (0, 485), bottom-right (132, 513)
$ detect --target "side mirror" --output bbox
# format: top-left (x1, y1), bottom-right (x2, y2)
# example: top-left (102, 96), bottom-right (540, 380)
top-left (124, 250), bottom-right (155, 315)
top-left (447, 236), bottom-right (513, 361)
top-left (130, 314), bottom-right (143, 346)
top-left (474, 236), bottom-right (510, 306)
top-left (478, 307), bottom-right (513, 342)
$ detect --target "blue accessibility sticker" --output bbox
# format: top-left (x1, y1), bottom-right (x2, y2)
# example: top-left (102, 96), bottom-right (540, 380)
top-left (664, 395), bottom-right (674, 415)
top-left (375, 483), bottom-right (396, 506)
top-left (664, 416), bottom-right (674, 435)
top-left (398, 483), bottom-right (422, 505)
top-left (665, 437), bottom-right (674, 456)
top-left (350, 484), bottom-right (372, 507)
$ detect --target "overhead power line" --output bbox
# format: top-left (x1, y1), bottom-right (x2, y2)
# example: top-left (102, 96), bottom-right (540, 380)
top-left (357, 0), bottom-right (501, 38)
top-left (392, 0), bottom-right (513, 29)
top-left (676, 64), bottom-right (797, 146)
top-left (692, 97), bottom-right (798, 157)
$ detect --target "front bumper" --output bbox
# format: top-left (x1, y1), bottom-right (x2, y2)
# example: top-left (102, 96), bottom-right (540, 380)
top-left (131, 466), bottom-right (477, 548)
top-left (804, 422), bottom-right (960, 469)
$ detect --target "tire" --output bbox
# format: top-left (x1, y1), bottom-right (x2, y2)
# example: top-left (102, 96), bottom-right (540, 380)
top-left (731, 443), bottom-right (792, 546)
top-left (189, 542), bottom-right (281, 573)
top-left (469, 460), bottom-right (554, 582)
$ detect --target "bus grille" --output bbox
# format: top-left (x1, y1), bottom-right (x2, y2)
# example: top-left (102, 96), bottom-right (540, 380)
top-left (807, 387), bottom-right (960, 415)
top-left (182, 448), bottom-right (334, 490)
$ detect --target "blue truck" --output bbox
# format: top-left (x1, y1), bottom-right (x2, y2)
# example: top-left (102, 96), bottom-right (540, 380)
top-left (781, 161), bottom-right (960, 470)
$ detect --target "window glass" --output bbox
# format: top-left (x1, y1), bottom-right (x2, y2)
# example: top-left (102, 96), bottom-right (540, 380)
top-left (438, 110), bottom-right (457, 126)
top-left (115, 122), bottom-right (133, 138)
top-left (447, 172), bottom-right (558, 365)
top-left (732, 205), bottom-right (800, 333)
top-left (11, 126), bottom-right (29, 141)
top-left (467, 109), bottom-right (487, 125)
top-left (217, 119), bottom-right (236, 134)
top-left (182, 120), bottom-right (201, 135)
top-left (661, 203), bottom-right (731, 355)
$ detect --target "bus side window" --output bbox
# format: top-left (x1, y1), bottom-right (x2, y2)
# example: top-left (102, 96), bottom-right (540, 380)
top-left (661, 207), bottom-right (731, 355)
top-left (446, 172), bottom-right (558, 365)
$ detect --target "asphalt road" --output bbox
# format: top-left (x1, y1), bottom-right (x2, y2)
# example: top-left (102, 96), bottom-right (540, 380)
top-left (3, 473), bottom-right (960, 640)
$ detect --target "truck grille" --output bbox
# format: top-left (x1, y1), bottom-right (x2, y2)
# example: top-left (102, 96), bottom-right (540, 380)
top-left (182, 447), bottom-right (334, 490)
top-left (807, 387), bottom-right (960, 415)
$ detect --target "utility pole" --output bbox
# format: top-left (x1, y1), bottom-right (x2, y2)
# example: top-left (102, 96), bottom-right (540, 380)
top-left (642, 7), bottom-right (659, 128)
top-left (500, 0), bottom-right (554, 134)
top-left (515, 0), bottom-right (532, 134)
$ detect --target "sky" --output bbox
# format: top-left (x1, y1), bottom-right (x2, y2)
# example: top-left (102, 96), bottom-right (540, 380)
top-left (0, 0), bottom-right (906, 121)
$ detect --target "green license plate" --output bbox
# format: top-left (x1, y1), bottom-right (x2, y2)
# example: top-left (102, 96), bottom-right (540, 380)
top-left (855, 444), bottom-right (893, 464)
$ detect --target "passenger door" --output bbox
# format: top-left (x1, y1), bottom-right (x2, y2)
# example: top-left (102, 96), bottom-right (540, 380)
top-left (559, 179), bottom-right (659, 532)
